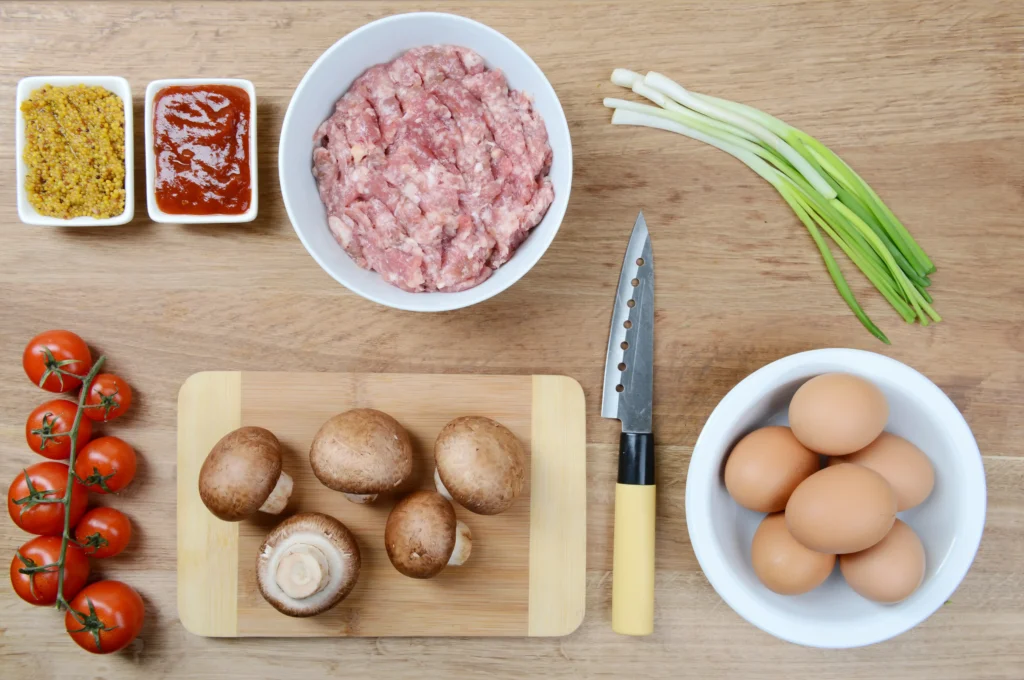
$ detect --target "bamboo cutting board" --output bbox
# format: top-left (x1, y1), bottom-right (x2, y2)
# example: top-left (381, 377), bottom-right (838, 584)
top-left (176, 371), bottom-right (586, 637)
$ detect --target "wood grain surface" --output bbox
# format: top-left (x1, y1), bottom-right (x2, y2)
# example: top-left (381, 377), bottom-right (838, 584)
top-left (1, 1), bottom-right (1022, 678)
top-left (177, 372), bottom-right (586, 638)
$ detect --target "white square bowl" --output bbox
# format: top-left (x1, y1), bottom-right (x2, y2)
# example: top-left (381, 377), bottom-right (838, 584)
top-left (144, 78), bottom-right (258, 224)
top-left (15, 76), bottom-right (134, 227)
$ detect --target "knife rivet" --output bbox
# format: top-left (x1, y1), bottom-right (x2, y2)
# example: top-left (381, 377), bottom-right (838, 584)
top-left (627, 299), bottom-right (635, 308)
top-left (621, 341), bottom-right (629, 350)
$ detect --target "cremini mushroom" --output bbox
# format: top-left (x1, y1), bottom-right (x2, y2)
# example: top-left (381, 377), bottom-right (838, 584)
top-left (198, 426), bottom-right (294, 521)
top-left (434, 416), bottom-right (526, 515)
top-left (256, 512), bottom-right (360, 617)
top-left (309, 408), bottom-right (414, 504)
top-left (384, 490), bottom-right (471, 579)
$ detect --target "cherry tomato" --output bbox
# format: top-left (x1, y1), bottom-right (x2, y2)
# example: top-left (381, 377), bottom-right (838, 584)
top-left (83, 374), bottom-right (133, 422)
top-left (65, 580), bottom-right (145, 654)
top-left (26, 399), bottom-right (93, 460)
top-left (75, 507), bottom-right (132, 558)
top-left (74, 436), bottom-right (137, 494)
top-left (7, 462), bottom-right (88, 535)
top-left (23, 330), bottom-right (93, 393)
top-left (10, 535), bottom-right (90, 606)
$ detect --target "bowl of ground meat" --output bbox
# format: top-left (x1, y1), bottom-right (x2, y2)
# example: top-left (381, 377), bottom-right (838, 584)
top-left (279, 12), bottom-right (571, 311)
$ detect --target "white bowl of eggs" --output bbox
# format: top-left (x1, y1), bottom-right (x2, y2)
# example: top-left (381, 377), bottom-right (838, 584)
top-left (686, 348), bottom-right (986, 648)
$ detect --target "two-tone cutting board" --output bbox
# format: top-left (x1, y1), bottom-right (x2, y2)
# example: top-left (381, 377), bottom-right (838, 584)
top-left (177, 371), bottom-right (586, 637)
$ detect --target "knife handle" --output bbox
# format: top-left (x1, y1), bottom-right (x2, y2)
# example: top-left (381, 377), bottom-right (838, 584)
top-left (612, 432), bottom-right (655, 636)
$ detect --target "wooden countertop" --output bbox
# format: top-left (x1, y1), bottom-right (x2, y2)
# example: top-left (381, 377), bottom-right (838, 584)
top-left (1, 1), bottom-right (1021, 677)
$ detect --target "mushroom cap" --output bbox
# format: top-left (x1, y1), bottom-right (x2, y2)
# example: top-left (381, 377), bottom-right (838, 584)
top-left (256, 512), bottom-right (361, 617)
top-left (434, 416), bottom-right (526, 515)
top-left (309, 409), bottom-right (414, 495)
top-left (384, 491), bottom-right (457, 579)
top-left (199, 426), bottom-right (283, 521)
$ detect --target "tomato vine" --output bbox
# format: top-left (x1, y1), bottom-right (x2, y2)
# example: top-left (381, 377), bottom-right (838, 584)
top-left (17, 356), bottom-right (106, 609)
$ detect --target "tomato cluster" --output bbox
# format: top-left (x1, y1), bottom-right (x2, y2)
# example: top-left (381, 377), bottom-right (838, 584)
top-left (8, 330), bottom-right (144, 654)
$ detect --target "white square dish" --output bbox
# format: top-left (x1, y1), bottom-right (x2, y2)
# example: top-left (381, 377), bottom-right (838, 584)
top-left (15, 75), bottom-right (135, 227)
top-left (144, 78), bottom-right (258, 224)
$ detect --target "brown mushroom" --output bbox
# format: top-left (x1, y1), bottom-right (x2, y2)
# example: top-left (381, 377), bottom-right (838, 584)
top-left (198, 426), bottom-right (294, 521)
top-left (309, 408), bottom-right (414, 504)
top-left (434, 416), bottom-right (526, 515)
top-left (384, 491), bottom-right (472, 579)
top-left (256, 512), bottom-right (360, 617)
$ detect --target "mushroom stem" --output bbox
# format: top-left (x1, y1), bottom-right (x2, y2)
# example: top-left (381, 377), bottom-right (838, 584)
top-left (434, 468), bottom-right (453, 502)
top-left (344, 492), bottom-right (378, 504)
top-left (275, 543), bottom-right (330, 599)
top-left (448, 520), bottom-right (472, 567)
top-left (259, 471), bottom-right (294, 515)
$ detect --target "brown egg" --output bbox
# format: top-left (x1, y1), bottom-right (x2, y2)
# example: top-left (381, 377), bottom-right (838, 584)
top-left (724, 426), bottom-right (821, 513)
top-left (785, 464), bottom-right (896, 554)
top-left (751, 513), bottom-right (836, 595)
top-left (840, 519), bottom-right (926, 603)
top-left (789, 373), bottom-right (888, 455)
top-left (828, 432), bottom-right (934, 511)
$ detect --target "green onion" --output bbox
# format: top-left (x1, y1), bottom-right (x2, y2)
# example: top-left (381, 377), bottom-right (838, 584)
top-left (605, 70), bottom-right (940, 342)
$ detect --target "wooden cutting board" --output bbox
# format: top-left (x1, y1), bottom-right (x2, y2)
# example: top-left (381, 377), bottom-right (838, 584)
top-left (176, 371), bottom-right (586, 637)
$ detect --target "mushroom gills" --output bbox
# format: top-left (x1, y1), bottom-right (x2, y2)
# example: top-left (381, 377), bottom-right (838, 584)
top-left (275, 543), bottom-right (330, 599)
top-left (261, 531), bottom-right (353, 611)
top-left (434, 468), bottom-right (453, 502)
top-left (259, 471), bottom-right (294, 515)
top-left (344, 492), bottom-right (378, 504)
top-left (448, 520), bottom-right (472, 567)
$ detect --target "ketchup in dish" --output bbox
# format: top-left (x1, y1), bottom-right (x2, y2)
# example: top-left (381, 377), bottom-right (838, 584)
top-left (153, 84), bottom-right (251, 215)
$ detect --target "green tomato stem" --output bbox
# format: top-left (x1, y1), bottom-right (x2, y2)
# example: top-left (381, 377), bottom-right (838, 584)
top-left (54, 355), bottom-right (106, 610)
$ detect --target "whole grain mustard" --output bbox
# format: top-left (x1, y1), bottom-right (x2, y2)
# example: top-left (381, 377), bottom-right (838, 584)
top-left (21, 84), bottom-right (126, 219)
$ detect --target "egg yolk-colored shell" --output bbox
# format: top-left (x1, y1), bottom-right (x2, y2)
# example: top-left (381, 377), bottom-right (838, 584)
top-left (828, 432), bottom-right (935, 511)
top-left (789, 373), bottom-right (889, 456)
top-left (840, 519), bottom-right (926, 603)
top-left (724, 426), bottom-right (821, 513)
top-left (751, 513), bottom-right (836, 595)
top-left (786, 464), bottom-right (897, 554)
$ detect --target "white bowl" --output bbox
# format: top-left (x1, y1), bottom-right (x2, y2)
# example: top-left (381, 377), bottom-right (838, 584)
top-left (16, 76), bottom-right (134, 227)
top-left (278, 12), bottom-right (572, 312)
top-left (144, 78), bottom-right (258, 224)
top-left (686, 348), bottom-right (986, 648)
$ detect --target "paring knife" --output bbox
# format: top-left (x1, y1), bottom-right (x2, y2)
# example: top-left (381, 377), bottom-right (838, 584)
top-left (602, 211), bottom-right (655, 636)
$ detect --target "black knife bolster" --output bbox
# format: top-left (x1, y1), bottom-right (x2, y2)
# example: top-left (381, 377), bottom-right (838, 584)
top-left (617, 431), bottom-right (655, 485)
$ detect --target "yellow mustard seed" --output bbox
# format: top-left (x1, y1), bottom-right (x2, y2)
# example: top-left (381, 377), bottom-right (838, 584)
top-left (21, 84), bottom-right (126, 219)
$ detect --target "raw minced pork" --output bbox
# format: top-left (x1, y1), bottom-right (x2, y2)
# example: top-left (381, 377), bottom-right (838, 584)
top-left (312, 45), bottom-right (554, 292)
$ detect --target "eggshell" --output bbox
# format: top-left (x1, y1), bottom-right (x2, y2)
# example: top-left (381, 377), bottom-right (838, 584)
top-left (789, 373), bottom-right (888, 455)
top-left (785, 464), bottom-right (897, 554)
top-left (840, 519), bottom-right (926, 603)
top-left (751, 513), bottom-right (836, 595)
top-left (828, 432), bottom-right (934, 511)
top-left (724, 426), bottom-right (821, 513)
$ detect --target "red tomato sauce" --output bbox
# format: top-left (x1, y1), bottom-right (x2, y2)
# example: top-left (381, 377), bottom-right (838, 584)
top-left (153, 84), bottom-right (251, 215)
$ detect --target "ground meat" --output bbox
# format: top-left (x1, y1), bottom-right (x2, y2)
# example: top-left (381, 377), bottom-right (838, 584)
top-left (312, 45), bottom-right (554, 292)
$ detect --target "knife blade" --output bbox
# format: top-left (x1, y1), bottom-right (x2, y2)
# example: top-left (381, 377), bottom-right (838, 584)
top-left (602, 211), bottom-right (655, 636)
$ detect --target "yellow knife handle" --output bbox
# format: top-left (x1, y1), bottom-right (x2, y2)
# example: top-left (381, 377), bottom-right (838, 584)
top-left (611, 431), bottom-right (656, 636)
